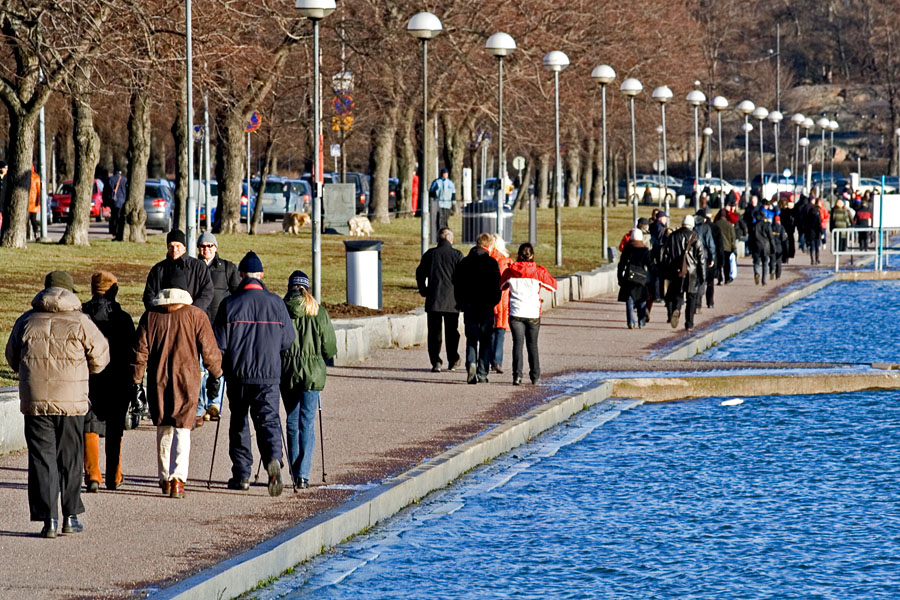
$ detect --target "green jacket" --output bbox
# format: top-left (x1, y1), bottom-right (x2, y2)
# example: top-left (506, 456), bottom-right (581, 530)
top-left (831, 206), bottom-right (852, 230)
top-left (280, 292), bottom-right (337, 393)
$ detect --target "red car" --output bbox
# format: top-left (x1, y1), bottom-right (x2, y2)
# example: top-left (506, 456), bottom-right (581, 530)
top-left (50, 179), bottom-right (109, 223)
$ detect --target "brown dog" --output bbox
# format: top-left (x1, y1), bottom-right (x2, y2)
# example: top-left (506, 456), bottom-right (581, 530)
top-left (348, 215), bottom-right (374, 237)
top-left (283, 212), bottom-right (311, 234)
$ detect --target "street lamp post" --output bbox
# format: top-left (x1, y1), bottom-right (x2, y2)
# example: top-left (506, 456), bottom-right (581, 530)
top-left (591, 64), bottom-right (615, 251)
top-left (752, 106), bottom-right (768, 199)
top-left (298, 0), bottom-right (336, 301)
top-left (829, 120), bottom-right (839, 185)
top-left (817, 116), bottom-right (830, 197)
top-left (686, 89), bottom-right (706, 211)
top-left (407, 11), bottom-right (442, 257)
top-left (703, 127), bottom-right (713, 179)
top-left (186, 0), bottom-right (196, 256)
top-left (737, 100), bottom-right (755, 202)
top-left (768, 110), bottom-right (783, 185)
top-left (620, 77), bottom-right (642, 222)
top-left (486, 32), bottom-right (516, 242)
top-left (544, 50), bottom-right (569, 267)
top-left (802, 117), bottom-right (814, 192)
top-left (652, 85), bottom-right (673, 215)
top-left (791, 113), bottom-right (805, 193)
top-left (799, 136), bottom-right (810, 194)
top-left (712, 96), bottom-right (728, 182)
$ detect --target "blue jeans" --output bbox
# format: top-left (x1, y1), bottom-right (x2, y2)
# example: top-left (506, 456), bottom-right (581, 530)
top-left (491, 328), bottom-right (506, 368)
top-left (464, 310), bottom-right (494, 379)
top-left (197, 361), bottom-right (225, 417)
top-left (625, 296), bottom-right (647, 328)
top-left (282, 390), bottom-right (319, 482)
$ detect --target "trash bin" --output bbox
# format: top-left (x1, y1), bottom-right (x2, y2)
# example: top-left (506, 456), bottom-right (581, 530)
top-left (344, 240), bottom-right (382, 310)
top-left (462, 201), bottom-right (513, 245)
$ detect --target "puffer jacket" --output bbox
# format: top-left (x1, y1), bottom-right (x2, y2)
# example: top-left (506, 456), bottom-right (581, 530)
top-left (499, 261), bottom-right (558, 319)
top-left (281, 292), bottom-right (337, 394)
top-left (5, 287), bottom-right (110, 416)
top-left (204, 254), bottom-right (241, 324)
top-left (490, 249), bottom-right (512, 330)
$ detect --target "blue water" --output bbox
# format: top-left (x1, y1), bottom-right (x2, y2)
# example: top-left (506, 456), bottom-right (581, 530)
top-left (700, 280), bottom-right (900, 363)
top-left (256, 392), bottom-right (900, 600)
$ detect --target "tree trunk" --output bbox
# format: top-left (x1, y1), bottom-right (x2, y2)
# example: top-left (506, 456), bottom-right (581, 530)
top-left (250, 135), bottom-right (274, 235)
top-left (537, 152), bottom-right (550, 209)
top-left (582, 137), bottom-right (596, 207)
top-left (62, 74), bottom-right (100, 247)
top-left (122, 88), bottom-right (150, 242)
top-left (58, 129), bottom-right (75, 182)
top-left (516, 155), bottom-right (535, 211)
top-left (171, 89), bottom-right (188, 232)
top-left (397, 105), bottom-right (417, 218)
top-left (609, 149), bottom-right (620, 208)
top-left (591, 141), bottom-right (604, 207)
top-left (214, 108), bottom-right (245, 234)
top-left (371, 104), bottom-right (398, 223)
top-left (442, 111), bottom-right (473, 213)
top-left (565, 137), bottom-right (580, 207)
top-left (0, 110), bottom-right (39, 248)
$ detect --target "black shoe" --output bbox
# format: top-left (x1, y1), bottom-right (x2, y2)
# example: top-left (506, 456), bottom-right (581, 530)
top-left (61, 515), bottom-right (83, 534)
top-left (448, 358), bottom-right (461, 372)
top-left (477, 376), bottom-right (489, 384)
top-left (707, 304), bottom-right (714, 309)
top-left (40, 519), bottom-right (57, 539)
top-left (266, 460), bottom-right (283, 497)
top-left (513, 377), bottom-right (522, 386)
top-left (86, 480), bottom-right (100, 493)
top-left (627, 322), bottom-right (634, 329)
top-left (227, 477), bottom-right (250, 491)
top-left (530, 376), bottom-right (540, 385)
top-left (466, 363), bottom-right (477, 384)
top-left (431, 365), bottom-right (441, 373)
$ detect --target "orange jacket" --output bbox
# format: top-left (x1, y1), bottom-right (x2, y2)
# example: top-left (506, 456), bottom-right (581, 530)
top-left (28, 171), bottom-right (41, 214)
top-left (490, 248), bottom-right (512, 330)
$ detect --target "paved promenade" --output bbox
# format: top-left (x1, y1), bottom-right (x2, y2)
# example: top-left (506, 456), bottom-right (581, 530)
top-left (0, 247), bottom-right (838, 599)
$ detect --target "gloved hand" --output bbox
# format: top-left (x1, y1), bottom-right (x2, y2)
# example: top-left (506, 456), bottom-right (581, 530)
top-left (131, 383), bottom-right (147, 414)
top-left (206, 376), bottom-right (220, 400)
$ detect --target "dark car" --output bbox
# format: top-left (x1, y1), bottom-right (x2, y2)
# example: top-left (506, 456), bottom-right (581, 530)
top-left (329, 171), bottom-right (370, 215)
top-left (144, 179), bottom-right (174, 231)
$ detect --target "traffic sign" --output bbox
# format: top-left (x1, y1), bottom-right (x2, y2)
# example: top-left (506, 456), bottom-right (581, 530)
top-left (330, 144), bottom-right (341, 158)
top-left (193, 125), bottom-right (204, 143)
top-left (513, 156), bottom-right (526, 171)
top-left (246, 111), bottom-right (261, 133)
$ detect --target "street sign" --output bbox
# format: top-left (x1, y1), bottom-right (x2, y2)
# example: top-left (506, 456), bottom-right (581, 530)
top-left (193, 125), bottom-right (204, 143)
top-left (332, 71), bottom-right (354, 94)
top-left (246, 111), bottom-right (261, 133)
top-left (330, 144), bottom-right (341, 158)
top-left (512, 156), bottom-right (526, 171)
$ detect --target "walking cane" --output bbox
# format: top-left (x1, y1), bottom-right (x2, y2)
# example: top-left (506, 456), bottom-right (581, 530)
top-left (207, 415), bottom-right (221, 490)
top-left (318, 396), bottom-right (327, 483)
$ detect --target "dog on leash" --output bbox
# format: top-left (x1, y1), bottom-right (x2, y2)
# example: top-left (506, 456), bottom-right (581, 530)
top-left (348, 215), bottom-right (374, 237)
top-left (283, 212), bottom-right (311, 234)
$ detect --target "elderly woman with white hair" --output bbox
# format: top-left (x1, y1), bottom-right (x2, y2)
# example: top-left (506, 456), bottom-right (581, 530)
top-left (488, 234), bottom-right (512, 373)
top-left (617, 228), bottom-right (652, 329)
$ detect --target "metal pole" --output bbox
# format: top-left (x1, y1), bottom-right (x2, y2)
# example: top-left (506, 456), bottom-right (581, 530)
top-left (554, 70), bottom-right (562, 266)
top-left (601, 82), bottom-right (608, 252)
top-left (312, 18), bottom-right (323, 299)
top-left (758, 120), bottom-right (764, 199)
top-left (629, 96), bottom-right (637, 223)
top-left (744, 115), bottom-right (750, 202)
top-left (661, 104), bottom-right (669, 216)
top-left (717, 111), bottom-right (724, 182)
top-left (776, 24), bottom-right (781, 113)
top-left (773, 123), bottom-right (780, 182)
top-left (693, 104), bottom-right (700, 211)
top-left (246, 131), bottom-right (251, 234)
top-left (830, 128), bottom-right (835, 185)
top-left (820, 127), bottom-right (826, 197)
top-left (794, 124), bottom-right (800, 195)
top-left (39, 106), bottom-right (47, 241)
top-left (420, 39), bottom-right (430, 256)
top-left (497, 55), bottom-right (504, 237)
top-left (204, 94), bottom-right (212, 231)
top-left (186, 0), bottom-right (196, 256)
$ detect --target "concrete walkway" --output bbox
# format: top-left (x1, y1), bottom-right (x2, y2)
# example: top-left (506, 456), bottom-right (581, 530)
top-left (0, 246), bottom-right (851, 599)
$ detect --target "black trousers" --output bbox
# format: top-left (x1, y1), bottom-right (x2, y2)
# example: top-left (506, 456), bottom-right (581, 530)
top-left (110, 206), bottom-right (126, 240)
top-left (427, 311), bottom-right (460, 368)
top-left (227, 380), bottom-right (283, 480)
top-left (24, 415), bottom-right (85, 522)
top-left (510, 316), bottom-right (541, 382)
top-left (464, 310), bottom-right (494, 379)
top-left (665, 278), bottom-right (698, 329)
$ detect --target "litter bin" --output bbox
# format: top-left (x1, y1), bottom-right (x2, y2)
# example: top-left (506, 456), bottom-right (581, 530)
top-left (344, 240), bottom-right (382, 310)
top-left (462, 201), bottom-right (513, 245)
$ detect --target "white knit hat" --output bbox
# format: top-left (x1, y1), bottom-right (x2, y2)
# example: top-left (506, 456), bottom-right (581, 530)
top-left (630, 228), bottom-right (643, 242)
top-left (682, 215), bottom-right (695, 229)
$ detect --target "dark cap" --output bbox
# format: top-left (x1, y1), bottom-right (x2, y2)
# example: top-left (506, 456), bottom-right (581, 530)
top-left (239, 251), bottom-right (264, 273)
top-left (166, 229), bottom-right (186, 246)
top-left (637, 218), bottom-right (649, 226)
top-left (656, 211), bottom-right (667, 218)
top-left (44, 270), bottom-right (77, 292)
top-left (440, 168), bottom-right (449, 175)
top-left (288, 270), bottom-right (310, 291)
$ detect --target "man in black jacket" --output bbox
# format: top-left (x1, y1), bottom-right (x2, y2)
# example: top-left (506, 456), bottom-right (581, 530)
top-left (662, 215), bottom-right (706, 331)
top-left (748, 211), bottom-right (776, 284)
top-left (196, 231), bottom-right (241, 423)
top-left (694, 209), bottom-right (721, 309)
top-left (416, 227), bottom-right (464, 372)
top-left (142, 229), bottom-right (214, 312)
top-left (453, 233), bottom-right (501, 384)
top-left (214, 252), bottom-right (294, 496)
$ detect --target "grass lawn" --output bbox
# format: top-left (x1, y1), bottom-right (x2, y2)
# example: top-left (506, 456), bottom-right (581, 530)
top-left (0, 203), bottom-right (693, 386)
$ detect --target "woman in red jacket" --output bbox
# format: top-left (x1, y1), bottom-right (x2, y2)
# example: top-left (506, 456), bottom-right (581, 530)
top-left (489, 235), bottom-right (512, 374)
top-left (499, 243), bottom-right (557, 386)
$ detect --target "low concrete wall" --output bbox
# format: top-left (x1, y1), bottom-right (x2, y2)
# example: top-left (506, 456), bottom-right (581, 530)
top-left (0, 388), bottom-right (24, 456)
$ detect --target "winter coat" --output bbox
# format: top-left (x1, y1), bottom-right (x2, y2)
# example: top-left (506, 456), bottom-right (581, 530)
top-left (142, 255), bottom-right (215, 312)
top-left (748, 217), bottom-right (776, 257)
top-left (617, 241), bottom-right (651, 303)
top-left (500, 260), bottom-right (558, 319)
top-left (134, 289), bottom-right (222, 429)
top-left (662, 226), bottom-right (706, 294)
top-left (280, 292), bottom-right (337, 394)
top-left (714, 215), bottom-right (736, 253)
top-left (215, 278), bottom-right (295, 384)
top-left (5, 287), bottom-right (110, 417)
top-left (694, 220), bottom-right (718, 274)
top-left (204, 254), bottom-right (241, 323)
top-left (490, 249), bottom-right (512, 330)
top-left (28, 171), bottom-right (40, 214)
top-left (771, 222), bottom-right (788, 257)
top-left (415, 239), bottom-right (463, 313)
top-left (82, 295), bottom-right (135, 433)
top-left (453, 246), bottom-right (501, 315)
top-left (831, 206), bottom-right (852, 230)
top-left (108, 173), bottom-right (128, 209)
top-left (856, 201), bottom-right (873, 226)
top-left (802, 203), bottom-right (823, 237)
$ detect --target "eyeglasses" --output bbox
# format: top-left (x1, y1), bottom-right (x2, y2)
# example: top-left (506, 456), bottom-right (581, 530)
top-left (198, 245), bottom-right (215, 250)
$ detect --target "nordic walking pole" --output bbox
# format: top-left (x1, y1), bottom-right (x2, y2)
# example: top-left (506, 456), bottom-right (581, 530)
top-left (207, 415), bottom-right (222, 489)
top-left (318, 396), bottom-right (327, 483)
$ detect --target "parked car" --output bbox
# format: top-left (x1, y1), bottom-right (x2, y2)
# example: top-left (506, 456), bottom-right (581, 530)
top-left (286, 178), bottom-right (313, 213)
top-left (627, 174), bottom-right (677, 205)
top-left (858, 177), bottom-right (897, 195)
top-left (477, 177), bottom-right (517, 207)
top-left (144, 178), bottom-right (174, 231)
top-left (198, 181), bottom-right (256, 223)
top-left (677, 176), bottom-right (735, 200)
top-left (251, 176), bottom-right (306, 220)
top-left (750, 173), bottom-right (797, 201)
top-left (50, 180), bottom-right (108, 223)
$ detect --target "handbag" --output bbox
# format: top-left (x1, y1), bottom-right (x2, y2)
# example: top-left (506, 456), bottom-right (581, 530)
top-left (624, 263), bottom-right (648, 285)
top-left (728, 251), bottom-right (738, 280)
top-left (678, 232), bottom-right (698, 278)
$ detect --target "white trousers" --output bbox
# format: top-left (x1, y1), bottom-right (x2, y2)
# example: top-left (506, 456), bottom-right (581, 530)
top-left (157, 426), bottom-right (191, 483)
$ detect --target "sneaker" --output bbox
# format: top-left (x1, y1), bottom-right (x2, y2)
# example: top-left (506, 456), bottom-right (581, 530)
top-left (493, 364), bottom-right (504, 374)
top-left (466, 363), bottom-right (478, 385)
top-left (227, 477), bottom-right (250, 491)
top-left (207, 405), bottom-right (220, 420)
top-left (448, 358), bottom-right (461, 372)
top-left (513, 377), bottom-right (522, 386)
top-left (669, 309), bottom-right (680, 329)
top-left (431, 365), bottom-right (442, 373)
top-left (266, 460), bottom-right (283, 497)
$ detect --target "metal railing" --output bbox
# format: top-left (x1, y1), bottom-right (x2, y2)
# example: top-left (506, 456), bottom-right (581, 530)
top-left (831, 227), bottom-right (900, 271)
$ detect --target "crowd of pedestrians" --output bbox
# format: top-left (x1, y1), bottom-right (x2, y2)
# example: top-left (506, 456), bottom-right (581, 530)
top-left (5, 230), bottom-right (336, 538)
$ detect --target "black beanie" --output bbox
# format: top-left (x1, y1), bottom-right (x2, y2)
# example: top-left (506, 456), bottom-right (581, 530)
top-left (239, 251), bottom-right (264, 273)
top-left (167, 229), bottom-right (186, 246)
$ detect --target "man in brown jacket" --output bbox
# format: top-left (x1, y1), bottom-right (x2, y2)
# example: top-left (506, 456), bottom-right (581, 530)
top-left (5, 271), bottom-right (110, 538)
top-left (134, 280), bottom-right (222, 499)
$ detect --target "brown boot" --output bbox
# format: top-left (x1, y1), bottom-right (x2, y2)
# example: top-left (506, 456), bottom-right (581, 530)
top-left (106, 433), bottom-right (124, 490)
top-left (169, 478), bottom-right (185, 499)
top-left (83, 433), bottom-right (102, 491)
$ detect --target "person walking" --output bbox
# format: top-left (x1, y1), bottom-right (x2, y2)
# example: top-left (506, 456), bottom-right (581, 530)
top-left (488, 234), bottom-right (512, 374)
top-left (453, 233), bottom-right (501, 384)
top-left (770, 215), bottom-right (788, 279)
top-left (661, 215), bottom-right (706, 331)
top-left (143, 229), bottom-right (214, 313)
top-left (134, 277), bottom-right (223, 499)
top-left (28, 165), bottom-right (41, 241)
top-left (500, 243), bottom-right (557, 385)
top-left (801, 199), bottom-right (823, 265)
top-left (714, 208), bottom-right (736, 284)
top-left (215, 251), bottom-right (295, 496)
top-left (748, 210), bottom-right (776, 285)
top-left (693, 209), bottom-right (720, 309)
top-left (856, 193), bottom-right (873, 251)
top-left (280, 270), bottom-right (337, 491)
top-left (5, 271), bottom-right (110, 538)
top-left (195, 232), bottom-right (240, 425)
top-left (415, 227), bottom-right (463, 372)
top-left (81, 272), bottom-right (136, 492)
top-left (429, 168), bottom-right (456, 234)
top-left (830, 198), bottom-right (852, 253)
top-left (617, 228), bottom-right (651, 329)
top-left (108, 169), bottom-right (128, 241)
